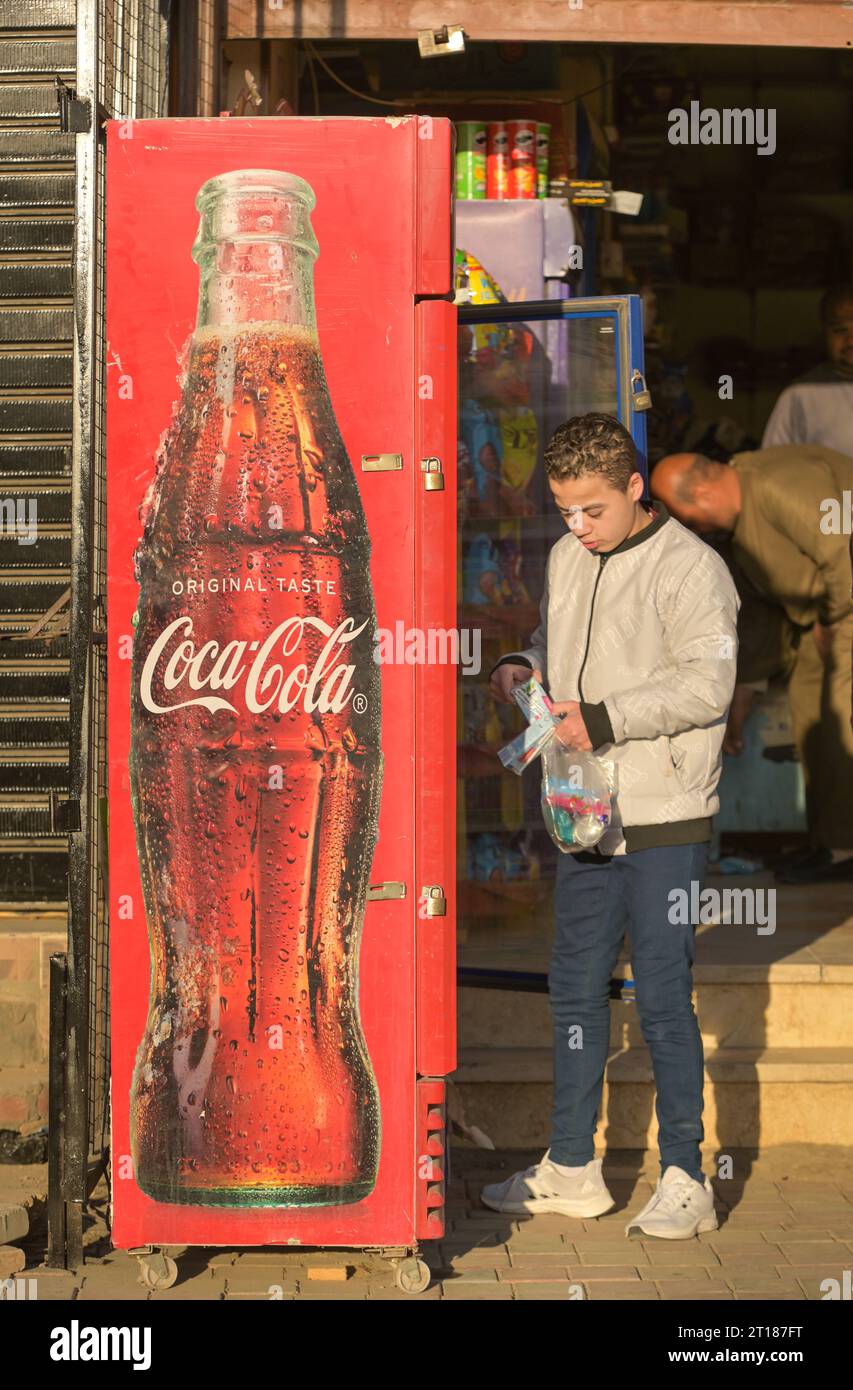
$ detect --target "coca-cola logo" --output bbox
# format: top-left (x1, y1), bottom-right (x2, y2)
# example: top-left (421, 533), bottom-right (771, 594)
top-left (138, 615), bottom-right (369, 716)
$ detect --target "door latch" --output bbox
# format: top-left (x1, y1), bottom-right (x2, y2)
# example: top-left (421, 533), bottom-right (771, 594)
top-left (361, 453), bottom-right (403, 472)
top-left (366, 881), bottom-right (407, 901)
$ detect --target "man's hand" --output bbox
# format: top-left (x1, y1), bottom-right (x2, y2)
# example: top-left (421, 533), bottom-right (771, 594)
top-left (489, 662), bottom-right (541, 706)
top-left (550, 700), bottom-right (593, 752)
top-left (722, 683), bottom-right (756, 757)
top-left (812, 619), bottom-right (837, 666)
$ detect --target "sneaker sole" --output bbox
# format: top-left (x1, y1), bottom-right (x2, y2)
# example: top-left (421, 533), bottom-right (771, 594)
top-left (625, 1213), bottom-right (718, 1239)
top-left (481, 1191), bottom-right (616, 1219)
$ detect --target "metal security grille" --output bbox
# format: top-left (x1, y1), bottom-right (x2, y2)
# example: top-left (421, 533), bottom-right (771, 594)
top-left (0, 0), bottom-right (76, 905)
top-left (48, 0), bottom-right (169, 1270)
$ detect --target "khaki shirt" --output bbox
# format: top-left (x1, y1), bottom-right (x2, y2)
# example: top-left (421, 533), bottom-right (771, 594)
top-left (732, 445), bottom-right (853, 630)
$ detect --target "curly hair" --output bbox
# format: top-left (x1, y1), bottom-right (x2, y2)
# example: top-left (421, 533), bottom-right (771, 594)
top-left (543, 414), bottom-right (638, 489)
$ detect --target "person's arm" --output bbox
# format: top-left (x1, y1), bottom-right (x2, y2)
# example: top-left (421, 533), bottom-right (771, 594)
top-left (588, 548), bottom-right (740, 743)
top-left (764, 469), bottom-right (853, 626)
top-left (761, 386), bottom-right (802, 449)
top-left (489, 557), bottom-right (549, 681)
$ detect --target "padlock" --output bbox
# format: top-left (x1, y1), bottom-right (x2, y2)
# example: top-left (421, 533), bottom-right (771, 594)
top-left (631, 369), bottom-right (652, 411)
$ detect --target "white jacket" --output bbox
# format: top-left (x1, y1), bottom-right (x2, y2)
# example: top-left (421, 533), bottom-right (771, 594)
top-left (499, 503), bottom-right (740, 854)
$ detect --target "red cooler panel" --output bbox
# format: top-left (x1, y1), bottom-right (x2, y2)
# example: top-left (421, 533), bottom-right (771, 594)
top-left (106, 115), bottom-right (451, 1248)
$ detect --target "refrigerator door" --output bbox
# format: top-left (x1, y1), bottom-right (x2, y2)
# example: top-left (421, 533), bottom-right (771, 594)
top-left (458, 295), bottom-right (649, 479)
top-left (456, 293), bottom-right (647, 973)
top-left (106, 116), bottom-right (452, 1249)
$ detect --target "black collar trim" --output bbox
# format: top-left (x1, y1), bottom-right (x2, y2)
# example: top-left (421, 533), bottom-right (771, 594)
top-left (605, 499), bottom-right (670, 556)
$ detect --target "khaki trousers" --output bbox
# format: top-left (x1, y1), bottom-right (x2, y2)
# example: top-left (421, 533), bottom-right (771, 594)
top-left (785, 612), bottom-right (853, 851)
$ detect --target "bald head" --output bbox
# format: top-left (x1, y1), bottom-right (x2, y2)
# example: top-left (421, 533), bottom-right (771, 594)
top-left (651, 453), bottom-right (741, 533)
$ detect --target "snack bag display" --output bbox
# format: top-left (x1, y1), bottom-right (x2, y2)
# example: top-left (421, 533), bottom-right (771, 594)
top-left (462, 532), bottom-right (501, 604)
top-left (540, 741), bottom-right (615, 853)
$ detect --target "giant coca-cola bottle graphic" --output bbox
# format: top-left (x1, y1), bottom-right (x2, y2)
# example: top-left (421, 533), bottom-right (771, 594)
top-left (128, 170), bottom-right (383, 1207)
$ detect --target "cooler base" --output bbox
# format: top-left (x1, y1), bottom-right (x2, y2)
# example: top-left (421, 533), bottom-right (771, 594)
top-left (135, 1177), bottom-right (377, 1209)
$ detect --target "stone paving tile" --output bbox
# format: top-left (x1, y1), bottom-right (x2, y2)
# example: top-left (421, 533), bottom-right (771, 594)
top-left (21, 1285), bottom-right (80, 1301)
top-left (500, 1236), bottom-right (570, 1253)
top-left (291, 1281), bottom-right (372, 1299)
top-left (224, 1291), bottom-right (296, 1300)
top-left (715, 1212), bottom-right (796, 1229)
top-left (498, 1264), bottom-right (573, 1282)
top-left (637, 1264), bottom-right (718, 1281)
top-left (149, 1281), bottom-right (226, 1300)
top-left (563, 1264), bottom-right (643, 1282)
top-left (640, 1243), bottom-right (723, 1266)
top-left (721, 1273), bottom-right (809, 1292)
top-left (231, 1250), bottom-right (311, 1265)
top-left (439, 1247), bottom-right (511, 1269)
top-left (775, 1242), bottom-right (849, 1263)
top-left (579, 1216), bottom-right (633, 1235)
top-left (508, 1249), bottom-right (581, 1265)
top-left (440, 1268), bottom-right (502, 1285)
top-left (74, 1264), bottom-right (149, 1295)
top-left (439, 1282), bottom-right (513, 1299)
top-left (447, 1220), bottom-right (506, 1239)
top-left (584, 1281), bottom-right (660, 1299)
top-left (735, 1291), bottom-right (808, 1300)
top-left (656, 1284), bottom-right (734, 1300)
top-left (367, 1286), bottom-right (443, 1301)
top-left (754, 1227), bottom-right (837, 1242)
top-left (793, 1275), bottom-right (839, 1300)
top-left (572, 1244), bottom-right (651, 1265)
top-left (707, 1244), bottom-right (787, 1265)
top-left (223, 1269), bottom-right (302, 1293)
top-left (511, 1283), bottom-right (581, 1300)
top-left (75, 1286), bottom-right (149, 1301)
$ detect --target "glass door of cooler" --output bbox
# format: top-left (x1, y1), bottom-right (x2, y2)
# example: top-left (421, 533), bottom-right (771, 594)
top-left (456, 295), bottom-right (648, 960)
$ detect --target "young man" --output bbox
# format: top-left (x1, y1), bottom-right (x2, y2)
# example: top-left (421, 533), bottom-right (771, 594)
top-left (761, 283), bottom-right (853, 457)
top-left (481, 413), bottom-right (739, 1238)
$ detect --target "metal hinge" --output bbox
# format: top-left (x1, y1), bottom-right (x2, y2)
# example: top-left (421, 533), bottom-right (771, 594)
top-left (55, 76), bottom-right (109, 134)
top-left (55, 77), bottom-right (90, 132)
top-left (366, 881), bottom-right (407, 901)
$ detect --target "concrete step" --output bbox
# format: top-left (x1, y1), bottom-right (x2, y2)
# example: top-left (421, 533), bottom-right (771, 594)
top-left (461, 976), bottom-right (853, 1050)
top-left (454, 1045), bottom-right (853, 1149)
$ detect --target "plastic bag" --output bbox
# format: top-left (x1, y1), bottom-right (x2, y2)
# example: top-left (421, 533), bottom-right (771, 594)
top-left (541, 740), bottom-right (615, 853)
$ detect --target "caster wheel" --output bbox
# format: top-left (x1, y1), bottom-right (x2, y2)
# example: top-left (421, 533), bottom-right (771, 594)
top-left (394, 1257), bottom-right (431, 1294)
top-left (136, 1254), bottom-right (178, 1291)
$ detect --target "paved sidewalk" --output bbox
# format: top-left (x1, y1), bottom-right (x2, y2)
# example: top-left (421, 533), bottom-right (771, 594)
top-left (6, 1145), bottom-right (853, 1300)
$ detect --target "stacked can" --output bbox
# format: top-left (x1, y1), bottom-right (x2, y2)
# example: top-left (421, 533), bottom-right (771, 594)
top-left (455, 121), bottom-right (487, 199)
top-left (486, 121), bottom-right (510, 199)
top-left (536, 123), bottom-right (550, 198)
top-left (507, 119), bottom-right (537, 198)
top-left (479, 119), bottom-right (551, 198)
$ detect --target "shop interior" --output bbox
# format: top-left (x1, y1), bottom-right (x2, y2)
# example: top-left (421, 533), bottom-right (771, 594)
top-left (217, 36), bottom-right (853, 959)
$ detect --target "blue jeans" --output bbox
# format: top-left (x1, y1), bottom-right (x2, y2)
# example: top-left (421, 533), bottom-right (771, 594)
top-left (547, 842), bottom-right (707, 1183)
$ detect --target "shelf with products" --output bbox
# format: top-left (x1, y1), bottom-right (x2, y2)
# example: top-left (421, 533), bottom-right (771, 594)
top-left (457, 600), bottom-right (541, 641)
top-left (455, 275), bottom-right (631, 935)
top-left (457, 876), bottom-right (555, 918)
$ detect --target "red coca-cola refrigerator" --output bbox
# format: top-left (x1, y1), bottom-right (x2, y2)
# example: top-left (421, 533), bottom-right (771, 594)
top-left (105, 116), bottom-right (456, 1291)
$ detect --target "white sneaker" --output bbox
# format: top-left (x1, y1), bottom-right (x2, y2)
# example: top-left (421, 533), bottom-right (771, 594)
top-left (480, 1151), bottom-right (615, 1218)
top-left (624, 1165), bottom-right (718, 1239)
